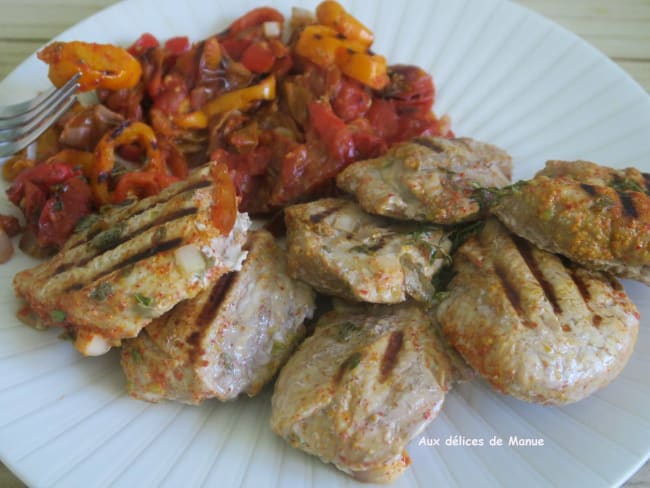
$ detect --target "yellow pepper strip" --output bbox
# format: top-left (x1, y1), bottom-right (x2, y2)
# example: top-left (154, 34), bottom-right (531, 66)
top-left (174, 110), bottom-right (208, 129)
top-left (295, 25), bottom-right (370, 67)
top-left (202, 75), bottom-right (276, 119)
top-left (316, 0), bottom-right (374, 46)
top-left (2, 154), bottom-right (34, 181)
top-left (295, 26), bottom-right (340, 66)
top-left (336, 48), bottom-right (389, 90)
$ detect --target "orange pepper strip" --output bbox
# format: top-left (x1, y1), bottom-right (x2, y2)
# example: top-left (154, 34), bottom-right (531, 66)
top-left (336, 48), bottom-right (389, 90)
top-left (202, 75), bottom-right (276, 119)
top-left (37, 41), bottom-right (142, 92)
top-left (210, 161), bottom-right (237, 235)
top-left (92, 121), bottom-right (164, 205)
top-left (316, 0), bottom-right (374, 46)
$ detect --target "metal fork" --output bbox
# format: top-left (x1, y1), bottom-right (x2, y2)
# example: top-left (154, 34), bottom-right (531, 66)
top-left (0, 72), bottom-right (81, 158)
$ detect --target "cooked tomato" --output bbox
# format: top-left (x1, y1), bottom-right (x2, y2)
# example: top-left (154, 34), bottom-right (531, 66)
top-left (7, 162), bottom-right (77, 206)
top-left (307, 101), bottom-right (355, 164)
top-left (366, 98), bottom-right (399, 140)
top-left (382, 65), bottom-right (435, 117)
top-left (164, 36), bottom-right (191, 56)
top-left (332, 78), bottom-right (372, 122)
top-left (37, 177), bottom-right (93, 248)
top-left (241, 42), bottom-right (276, 73)
top-left (128, 33), bottom-right (159, 56)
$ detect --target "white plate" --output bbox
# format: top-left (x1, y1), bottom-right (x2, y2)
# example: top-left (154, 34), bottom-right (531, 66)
top-left (1, 0), bottom-right (650, 486)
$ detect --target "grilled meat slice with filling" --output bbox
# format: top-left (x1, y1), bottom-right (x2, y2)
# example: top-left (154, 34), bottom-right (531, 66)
top-left (284, 198), bottom-right (451, 303)
top-left (121, 230), bottom-right (315, 404)
top-left (13, 165), bottom-right (251, 356)
top-left (271, 302), bottom-right (455, 484)
top-left (437, 218), bottom-right (639, 405)
top-left (336, 136), bottom-right (512, 224)
top-left (493, 160), bottom-right (650, 285)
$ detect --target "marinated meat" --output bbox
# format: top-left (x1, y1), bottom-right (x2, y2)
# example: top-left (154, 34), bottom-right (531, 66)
top-left (493, 160), bottom-right (650, 285)
top-left (336, 136), bottom-right (512, 224)
top-left (271, 302), bottom-right (454, 483)
top-left (284, 198), bottom-right (451, 303)
top-left (437, 218), bottom-right (639, 405)
top-left (13, 165), bottom-right (250, 356)
top-left (121, 230), bottom-right (315, 404)
top-left (538, 159), bottom-right (650, 188)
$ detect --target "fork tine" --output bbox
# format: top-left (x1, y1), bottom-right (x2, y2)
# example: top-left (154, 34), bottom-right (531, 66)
top-left (0, 78), bottom-right (80, 141)
top-left (0, 72), bottom-right (81, 127)
top-left (0, 87), bottom-right (57, 120)
top-left (0, 96), bottom-right (77, 158)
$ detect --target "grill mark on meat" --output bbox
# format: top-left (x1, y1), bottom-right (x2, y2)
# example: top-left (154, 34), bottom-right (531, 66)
top-left (63, 237), bottom-right (183, 292)
top-left (607, 274), bottom-right (624, 291)
top-left (643, 173), bottom-right (650, 194)
top-left (580, 183), bottom-right (598, 197)
top-left (309, 204), bottom-right (345, 223)
top-left (494, 263), bottom-right (531, 326)
top-left (617, 191), bottom-right (638, 218)
top-left (494, 264), bottom-right (521, 311)
top-left (566, 265), bottom-right (591, 304)
top-left (53, 207), bottom-right (198, 275)
top-left (196, 271), bottom-right (236, 328)
top-left (67, 179), bottom-right (212, 249)
top-left (187, 330), bottom-right (205, 366)
top-left (593, 315), bottom-right (603, 327)
top-left (412, 137), bottom-right (445, 153)
top-left (512, 235), bottom-right (562, 316)
top-left (334, 352), bottom-right (362, 385)
top-left (380, 331), bottom-right (404, 382)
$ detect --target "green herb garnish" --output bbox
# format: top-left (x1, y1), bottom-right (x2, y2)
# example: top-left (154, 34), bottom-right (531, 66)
top-left (350, 244), bottom-right (373, 254)
top-left (92, 223), bottom-right (125, 252)
top-left (337, 321), bottom-right (360, 342)
top-left (448, 220), bottom-right (484, 253)
top-left (134, 294), bottom-right (154, 307)
top-left (74, 214), bottom-right (100, 233)
top-left (610, 177), bottom-right (645, 194)
top-left (152, 225), bottom-right (167, 244)
top-left (344, 352), bottom-right (361, 370)
top-left (130, 348), bottom-right (143, 363)
top-left (271, 341), bottom-right (287, 357)
top-left (50, 310), bottom-right (67, 322)
top-left (90, 282), bottom-right (113, 301)
top-left (470, 180), bottom-right (528, 212)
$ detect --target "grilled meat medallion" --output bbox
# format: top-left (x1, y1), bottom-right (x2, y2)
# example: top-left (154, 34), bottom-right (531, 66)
top-left (437, 219), bottom-right (639, 405)
top-left (336, 136), bottom-right (512, 225)
top-left (284, 198), bottom-right (451, 303)
top-left (537, 159), bottom-right (650, 189)
top-left (121, 230), bottom-right (315, 404)
top-left (271, 302), bottom-right (454, 484)
top-left (493, 160), bottom-right (650, 285)
top-left (13, 165), bottom-right (250, 356)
